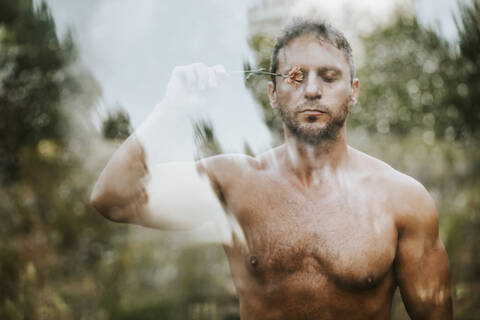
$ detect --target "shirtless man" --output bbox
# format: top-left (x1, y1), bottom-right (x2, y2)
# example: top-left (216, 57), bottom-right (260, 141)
top-left (90, 21), bottom-right (453, 319)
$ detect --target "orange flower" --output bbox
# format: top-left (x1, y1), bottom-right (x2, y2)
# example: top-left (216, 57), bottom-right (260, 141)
top-left (284, 65), bottom-right (303, 88)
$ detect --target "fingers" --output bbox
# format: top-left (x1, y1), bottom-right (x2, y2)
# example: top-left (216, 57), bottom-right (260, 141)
top-left (183, 66), bottom-right (197, 90)
top-left (194, 63), bottom-right (227, 90)
top-left (191, 63), bottom-right (206, 91)
top-left (213, 64), bottom-right (227, 76)
top-left (164, 63), bottom-right (227, 106)
top-left (178, 63), bottom-right (227, 91)
top-left (207, 67), bottom-right (217, 88)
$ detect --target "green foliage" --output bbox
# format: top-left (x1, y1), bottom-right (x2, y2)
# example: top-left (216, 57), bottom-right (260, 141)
top-left (0, 1), bottom-right (121, 319)
top-left (353, 11), bottom-right (480, 145)
top-left (354, 16), bottom-right (455, 138)
top-left (102, 108), bottom-right (133, 141)
top-left (193, 118), bottom-right (223, 158)
top-left (453, 0), bottom-right (480, 139)
top-left (0, 0), bottom-right (74, 184)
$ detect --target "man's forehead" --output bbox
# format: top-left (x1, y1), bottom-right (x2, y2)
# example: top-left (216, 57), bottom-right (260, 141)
top-left (277, 35), bottom-right (347, 71)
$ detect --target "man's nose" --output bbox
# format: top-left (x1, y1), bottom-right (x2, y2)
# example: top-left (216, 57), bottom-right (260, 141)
top-left (304, 72), bottom-right (322, 100)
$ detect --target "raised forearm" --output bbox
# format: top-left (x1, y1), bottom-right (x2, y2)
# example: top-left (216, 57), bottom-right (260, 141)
top-left (90, 63), bottom-right (227, 226)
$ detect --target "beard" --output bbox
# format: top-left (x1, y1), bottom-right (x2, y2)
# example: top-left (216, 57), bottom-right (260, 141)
top-left (278, 97), bottom-right (350, 146)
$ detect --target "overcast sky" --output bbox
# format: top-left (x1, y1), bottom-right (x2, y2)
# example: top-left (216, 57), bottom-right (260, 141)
top-left (42, 0), bottom-right (465, 156)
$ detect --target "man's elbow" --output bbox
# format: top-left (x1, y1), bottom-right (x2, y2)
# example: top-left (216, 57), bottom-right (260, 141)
top-left (91, 189), bottom-right (144, 225)
top-left (90, 189), bottom-right (119, 222)
top-left (90, 189), bottom-right (109, 218)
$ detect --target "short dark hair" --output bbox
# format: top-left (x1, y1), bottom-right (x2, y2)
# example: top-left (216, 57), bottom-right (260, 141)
top-left (270, 19), bottom-right (355, 88)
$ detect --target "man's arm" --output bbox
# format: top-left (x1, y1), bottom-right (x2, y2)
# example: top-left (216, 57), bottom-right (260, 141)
top-left (394, 180), bottom-right (453, 319)
top-left (90, 136), bottom-right (226, 230)
top-left (90, 63), bottom-right (229, 231)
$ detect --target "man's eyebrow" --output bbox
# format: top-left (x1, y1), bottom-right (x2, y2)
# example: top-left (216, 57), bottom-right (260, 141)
top-left (317, 66), bottom-right (342, 74)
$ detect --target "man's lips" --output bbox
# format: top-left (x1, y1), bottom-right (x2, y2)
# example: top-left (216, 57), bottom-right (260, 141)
top-left (299, 109), bottom-right (328, 116)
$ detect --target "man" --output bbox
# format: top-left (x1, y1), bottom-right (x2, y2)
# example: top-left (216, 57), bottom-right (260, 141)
top-left (90, 20), bottom-right (453, 319)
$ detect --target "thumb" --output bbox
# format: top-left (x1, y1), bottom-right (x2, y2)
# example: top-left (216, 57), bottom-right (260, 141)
top-left (213, 64), bottom-right (228, 78)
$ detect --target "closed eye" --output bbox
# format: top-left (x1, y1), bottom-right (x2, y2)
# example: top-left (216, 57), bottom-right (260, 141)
top-left (318, 68), bottom-right (341, 83)
top-left (323, 76), bottom-right (338, 83)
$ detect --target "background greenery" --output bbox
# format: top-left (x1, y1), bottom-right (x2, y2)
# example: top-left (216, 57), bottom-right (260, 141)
top-left (0, 0), bottom-right (478, 319)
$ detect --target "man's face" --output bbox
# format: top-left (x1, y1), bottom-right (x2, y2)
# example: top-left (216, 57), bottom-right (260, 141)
top-left (268, 35), bottom-right (359, 145)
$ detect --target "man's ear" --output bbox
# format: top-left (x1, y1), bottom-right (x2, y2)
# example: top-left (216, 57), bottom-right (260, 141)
top-left (349, 78), bottom-right (360, 107)
top-left (268, 81), bottom-right (279, 110)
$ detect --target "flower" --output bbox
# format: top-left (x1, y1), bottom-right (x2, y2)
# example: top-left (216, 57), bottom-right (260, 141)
top-left (284, 65), bottom-right (303, 88)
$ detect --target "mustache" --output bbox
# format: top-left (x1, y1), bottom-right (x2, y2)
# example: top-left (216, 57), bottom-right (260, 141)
top-left (296, 102), bottom-right (330, 114)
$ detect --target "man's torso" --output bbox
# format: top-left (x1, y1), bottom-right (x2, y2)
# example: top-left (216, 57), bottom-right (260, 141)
top-left (207, 146), bottom-right (408, 319)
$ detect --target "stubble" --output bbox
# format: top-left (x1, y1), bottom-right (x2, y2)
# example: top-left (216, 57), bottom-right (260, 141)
top-left (278, 97), bottom-right (350, 146)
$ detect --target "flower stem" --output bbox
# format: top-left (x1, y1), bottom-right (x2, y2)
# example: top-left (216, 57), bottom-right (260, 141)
top-left (230, 69), bottom-right (287, 78)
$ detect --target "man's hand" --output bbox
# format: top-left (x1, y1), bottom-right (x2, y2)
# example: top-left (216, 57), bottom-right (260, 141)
top-left (164, 63), bottom-right (227, 106)
top-left (134, 62), bottom-right (227, 163)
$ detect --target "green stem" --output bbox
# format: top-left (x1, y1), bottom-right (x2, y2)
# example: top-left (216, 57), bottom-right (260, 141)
top-left (247, 70), bottom-right (287, 78)
top-left (231, 69), bottom-right (287, 78)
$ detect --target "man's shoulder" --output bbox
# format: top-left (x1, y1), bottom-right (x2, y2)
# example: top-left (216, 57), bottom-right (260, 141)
top-left (351, 148), bottom-right (438, 232)
top-left (196, 152), bottom-right (266, 187)
top-left (352, 147), bottom-right (423, 190)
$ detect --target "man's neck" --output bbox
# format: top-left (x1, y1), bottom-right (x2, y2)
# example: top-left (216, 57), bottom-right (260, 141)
top-left (282, 125), bottom-right (350, 187)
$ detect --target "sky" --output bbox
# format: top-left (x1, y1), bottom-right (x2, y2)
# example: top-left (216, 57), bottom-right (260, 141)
top-left (41, 0), bottom-right (466, 156)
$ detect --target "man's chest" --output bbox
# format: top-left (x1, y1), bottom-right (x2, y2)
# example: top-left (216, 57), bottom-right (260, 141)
top-left (225, 179), bottom-right (398, 289)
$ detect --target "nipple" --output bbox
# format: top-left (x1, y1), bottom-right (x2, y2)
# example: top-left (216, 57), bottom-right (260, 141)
top-left (249, 255), bottom-right (258, 267)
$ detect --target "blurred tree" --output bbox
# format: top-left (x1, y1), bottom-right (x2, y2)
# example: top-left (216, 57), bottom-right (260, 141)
top-left (0, 0), bottom-right (71, 184)
top-left (0, 1), bottom-right (125, 319)
top-left (354, 9), bottom-right (480, 145)
top-left (193, 118), bottom-right (223, 158)
top-left (453, 0), bottom-right (480, 140)
top-left (102, 107), bottom-right (133, 141)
